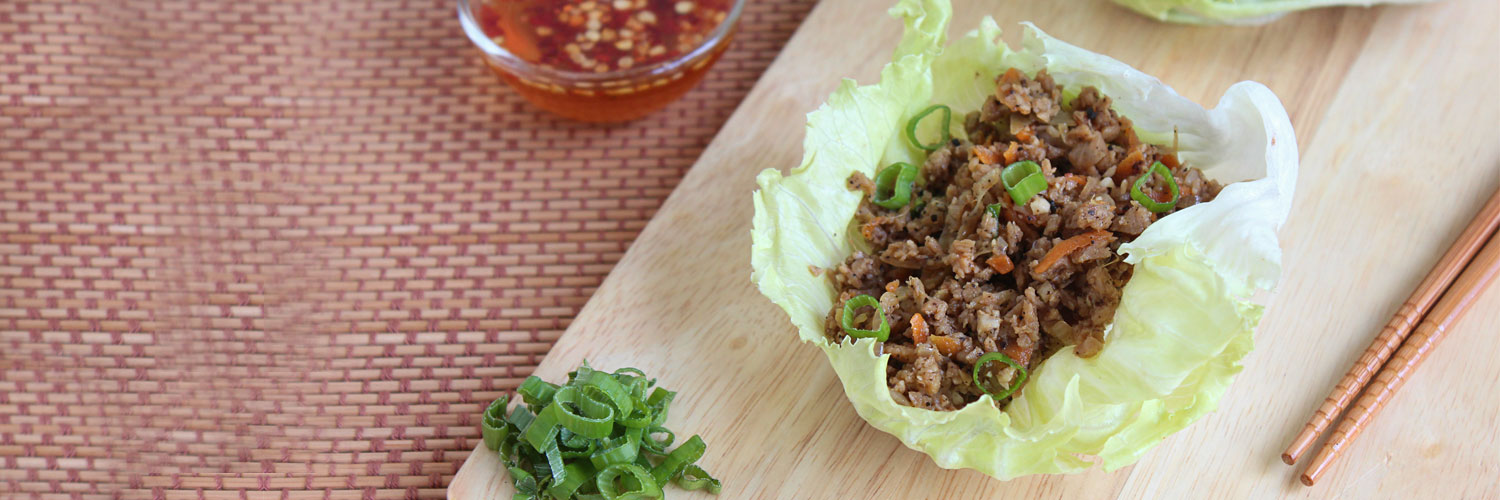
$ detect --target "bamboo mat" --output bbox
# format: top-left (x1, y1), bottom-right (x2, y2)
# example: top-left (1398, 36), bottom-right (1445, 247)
top-left (0, 0), bottom-right (816, 498)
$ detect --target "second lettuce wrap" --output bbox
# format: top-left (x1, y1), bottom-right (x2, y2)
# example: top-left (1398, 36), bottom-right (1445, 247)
top-left (750, 0), bottom-right (1297, 480)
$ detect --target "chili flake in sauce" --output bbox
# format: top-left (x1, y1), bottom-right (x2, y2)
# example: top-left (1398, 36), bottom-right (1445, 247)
top-left (478, 0), bottom-right (732, 73)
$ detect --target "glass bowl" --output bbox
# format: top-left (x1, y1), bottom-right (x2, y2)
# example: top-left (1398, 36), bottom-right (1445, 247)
top-left (458, 0), bottom-right (746, 123)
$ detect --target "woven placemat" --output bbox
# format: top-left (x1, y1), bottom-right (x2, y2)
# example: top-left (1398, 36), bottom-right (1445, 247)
top-left (0, 0), bottom-right (815, 497)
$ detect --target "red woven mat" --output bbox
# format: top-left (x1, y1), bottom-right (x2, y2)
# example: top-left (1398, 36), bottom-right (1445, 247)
top-left (0, 0), bottom-right (814, 498)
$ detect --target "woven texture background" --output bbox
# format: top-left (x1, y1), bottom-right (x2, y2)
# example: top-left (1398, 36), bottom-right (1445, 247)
top-left (0, 0), bottom-right (815, 497)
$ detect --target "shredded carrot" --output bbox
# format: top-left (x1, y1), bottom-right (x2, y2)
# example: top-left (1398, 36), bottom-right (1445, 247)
top-left (1001, 342), bottom-right (1033, 367)
top-left (1122, 126), bottom-right (1141, 149)
top-left (909, 313), bottom-right (929, 344)
top-left (1160, 153), bottom-right (1180, 169)
top-left (1032, 230), bottom-right (1113, 274)
top-left (973, 145), bottom-right (1000, 164)
top-left (999, 67), bottom-right (1023, 85)
top-left (985, 253), bottom-right (1013, 274)
top-left (1113, 148), bottom-right (1144, 183)
top-left (861, 220), bottom-right (884, 243)
top-left (930, 335), bottom-right (963, 356)
top-left (1054, 174), bottom-right (1083, 192)
top-left (1002, 142), bottom-right (1019, 164)
top-left (1015, 127), bottom-right (1034, 143)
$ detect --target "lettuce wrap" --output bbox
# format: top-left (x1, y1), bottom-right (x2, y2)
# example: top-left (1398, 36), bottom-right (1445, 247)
top-left (749, 0), bottom-right (1298, 480)
top-left (1112, 0), bottom-right (1436, 24)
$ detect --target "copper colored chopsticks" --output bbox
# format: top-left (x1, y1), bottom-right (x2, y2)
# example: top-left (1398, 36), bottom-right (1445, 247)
top-left (1298, 233), bottom-right (1500, 485)
top-left (1283, 186), bottom-right (1500, 485)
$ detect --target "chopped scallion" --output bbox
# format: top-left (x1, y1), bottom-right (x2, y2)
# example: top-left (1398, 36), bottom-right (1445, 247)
top-left (986, 203), bottom-right (1004, 223)
top-left (905, 104), bottom-right (952, 151)
top-left (840, 294), bottom-right (890, 342)
top-left (1001, 160), bottom-right (1047, 205)
top-left (481, 362), bottom-right (720, 498)
top-left (871, 162), bottom-right (919, 209)
top-left (973, 351), bottom-right (1028, 401)
top-left (1130, 161), bottom-right (1180, 213)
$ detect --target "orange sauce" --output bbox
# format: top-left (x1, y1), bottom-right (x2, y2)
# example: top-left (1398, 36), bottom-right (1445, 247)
top-left (475, 0), bottom-right (734, 122)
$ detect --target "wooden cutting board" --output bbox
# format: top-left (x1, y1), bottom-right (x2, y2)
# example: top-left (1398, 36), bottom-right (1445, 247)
top-left (450, 0), bottom-right (1500, 497)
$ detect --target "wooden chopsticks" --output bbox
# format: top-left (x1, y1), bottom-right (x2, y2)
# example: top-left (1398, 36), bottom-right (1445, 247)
top-left (1282, 186), bottom-right (1500, 486)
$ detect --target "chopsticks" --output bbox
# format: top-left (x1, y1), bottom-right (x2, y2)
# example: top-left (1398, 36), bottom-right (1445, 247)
top-left (1282, 186), bottom-right (1500, 485)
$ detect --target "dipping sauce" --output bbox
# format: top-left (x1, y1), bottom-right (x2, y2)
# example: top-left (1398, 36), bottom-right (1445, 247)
top-left (466, 0), bottom-right (738, 122)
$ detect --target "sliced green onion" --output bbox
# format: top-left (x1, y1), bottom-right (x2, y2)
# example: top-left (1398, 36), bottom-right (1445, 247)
top-left (640, 426), bottom-right (675, 455)
top-left (550, 386), bottom-right (615, 440)
top-left (986, 203), bottom-right (1005, 223)
top-left (591, 428), bottom-right (642, 469)
top-left (519, 376), bottom-right (559, 407)
top-left (650, 434), bottom-right (706, 485)
top-left (508, 466), bottom-right (539, 497)
top-left (543, 440), bottom-right (567, 486)
top-left (674, 464), bottom-right (722, 494)
top-left (522, 404), bottom-right (562, 451)
top-left (559, 428), bottom-right (599, 458)
top-left (973, 352), bottom-right (1028, 401)
top-left (905, 104), bottom-right (952, 151)
top-left (482, 396), bottom-right (510, 451)
top-left (1130, 161), bottom-right (1180, 213)
top-left (612, 367), bottom-right (646, 378)
top-left (597, 463), bottom-right (662, 500)
top-left (840, 294), bottom-right (890, 342)
top-left (545, 461), bottom-right (595, 500)
top-left (871, 162), bottom-right (919, 209)
top-left (483, 363), bottom-right (720, 498)
top-left (1001, 160), bottom-right (1047, 205)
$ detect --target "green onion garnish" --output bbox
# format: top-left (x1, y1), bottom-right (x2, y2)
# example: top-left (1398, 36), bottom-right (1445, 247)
top-left (973, 351), bottom-right (1028, 401)
top-left (675, 464), bottom-right (723, 494)
top-left (1001, 160), bottom-right (1047, 205)
top-left (986, 203), bottom-right (1005, 223)
top-left (1130, 161), bottom-right (1180, 213)
top-left (597, 463), bottom-right (662, 500)
top-left (871, 162), bottom-right (919, 209)
top-left (481, 363), bottom-right (721, 499)
top-left (905, 104), bottom-right (952, 151)
top-left (840, 294), bottom-right (890, 342)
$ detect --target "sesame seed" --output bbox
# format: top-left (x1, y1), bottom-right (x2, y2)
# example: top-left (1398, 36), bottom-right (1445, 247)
top-left (619, 56), bottom-right (634, 68)
top-left (536, 26), bottom-right (553, 36)
top-left (637, 11), bottom-right (657, 24)
top-left (674, 1), bottom-right (694, 14)
top-left (613, 0), bottom-right (630, 9)
top-left (648, 45), bottom-right (666, 56)
top-left (615, 39), bottom-right (633, 50)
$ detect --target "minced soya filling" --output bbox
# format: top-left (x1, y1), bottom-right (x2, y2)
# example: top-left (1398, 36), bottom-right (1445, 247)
top-left (824, 69), bottom-right (1222, 411)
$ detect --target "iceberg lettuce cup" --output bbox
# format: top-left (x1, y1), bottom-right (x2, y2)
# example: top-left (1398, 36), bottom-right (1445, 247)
top-left (1112, 0), bottom-right (1436, 25)
top-left (750, 0), bottom-right (1298, 480)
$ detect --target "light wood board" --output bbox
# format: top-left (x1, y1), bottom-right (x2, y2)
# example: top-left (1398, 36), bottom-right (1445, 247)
top-left (451, 0), bottom-right (1500, 497)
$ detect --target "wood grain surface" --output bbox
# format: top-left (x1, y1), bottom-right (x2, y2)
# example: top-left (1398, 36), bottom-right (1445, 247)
top-left (451, 0), bottom-right (1500, 498)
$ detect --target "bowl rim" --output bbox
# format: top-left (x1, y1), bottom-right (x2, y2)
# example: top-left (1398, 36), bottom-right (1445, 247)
top-left (456, 0), bottom-right (746, 85)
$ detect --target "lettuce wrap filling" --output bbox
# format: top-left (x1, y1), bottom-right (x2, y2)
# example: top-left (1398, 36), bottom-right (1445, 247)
top-left (751, 0), bottom-right (1296, 479)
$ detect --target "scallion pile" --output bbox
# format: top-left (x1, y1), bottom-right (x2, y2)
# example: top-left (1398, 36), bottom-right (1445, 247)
top-left (481, 363), bottom-right (721, 499)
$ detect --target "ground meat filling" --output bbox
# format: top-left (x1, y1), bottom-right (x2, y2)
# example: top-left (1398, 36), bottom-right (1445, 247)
top-left (825, 68), bottom-right (1223, 411)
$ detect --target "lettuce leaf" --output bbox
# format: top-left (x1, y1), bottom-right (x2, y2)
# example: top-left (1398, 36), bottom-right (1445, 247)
top-left (750, 0), bottom-right (1298, 480)
top-left (1111, 0), bottom-right (1437, 25)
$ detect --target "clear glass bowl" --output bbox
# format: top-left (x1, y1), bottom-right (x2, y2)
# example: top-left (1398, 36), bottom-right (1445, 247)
top-left (457, 0), bottom-right (746, 123)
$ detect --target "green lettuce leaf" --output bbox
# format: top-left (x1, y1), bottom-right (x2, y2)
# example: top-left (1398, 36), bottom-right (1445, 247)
top-left (1111, 0), bottom-right (1437, 25)
top-left (750, 0), bottom-right (1298, 480)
